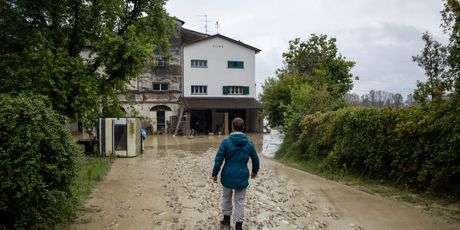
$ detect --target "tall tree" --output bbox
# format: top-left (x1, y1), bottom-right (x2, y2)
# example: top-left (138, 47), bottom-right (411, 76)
top-left (261, 34), bottom-right (355, 130)
top-left (0, 0), bottom-right (173, 128)
top-left (441, 0), bottom-right (460, 95)
top-left (393, 93), bottom-right (404, 108)
top-left (412, 32), bottom-right (450, 105)
top-left (281, 34), bottom-right (356, 99)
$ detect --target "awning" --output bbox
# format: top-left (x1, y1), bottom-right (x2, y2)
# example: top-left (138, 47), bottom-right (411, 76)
top-left (181, 97), bottom-right (262, 110)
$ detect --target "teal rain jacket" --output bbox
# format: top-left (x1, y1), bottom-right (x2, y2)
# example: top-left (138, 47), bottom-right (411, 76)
top-left (212, 133), bottom-right (260, 189)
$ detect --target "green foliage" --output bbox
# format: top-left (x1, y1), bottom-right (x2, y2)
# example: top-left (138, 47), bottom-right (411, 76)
top-left (0, 95), bottom-right (82, 229)
top-left (260, 73), bottom-right (305, 127)
top-left (441, 0), bottom-right (460, 93)
top-left (277, 103), bottom-right (460, 196)
top-left (412, 32), bottom-right (452, 105)
top-left (260, 34), bottom-right (354, 132)
top-left (0, 0), bottom-right (173, 129)
top-left (281, 34), bottom-right (355, 98)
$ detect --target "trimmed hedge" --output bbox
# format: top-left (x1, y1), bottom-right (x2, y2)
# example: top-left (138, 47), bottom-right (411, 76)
top-left (281, 100), bottom-right (460, 196)
top-left (0, 95), bottom-right (81, 229)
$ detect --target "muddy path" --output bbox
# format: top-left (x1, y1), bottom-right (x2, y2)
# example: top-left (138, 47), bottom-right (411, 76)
top-left (72, 132), bottom-right (459, 230)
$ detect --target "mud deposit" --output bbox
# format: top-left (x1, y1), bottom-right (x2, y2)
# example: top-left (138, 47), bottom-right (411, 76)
top-left (73, 133), bottom-right (459, 230)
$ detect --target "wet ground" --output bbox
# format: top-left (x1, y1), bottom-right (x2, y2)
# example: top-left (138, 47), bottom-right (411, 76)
top-left (73, 131), bottom-right (459, 230)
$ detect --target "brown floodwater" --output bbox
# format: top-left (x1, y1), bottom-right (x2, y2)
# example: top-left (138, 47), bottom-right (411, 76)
top-left (72, 132), bottom-right (459, 230)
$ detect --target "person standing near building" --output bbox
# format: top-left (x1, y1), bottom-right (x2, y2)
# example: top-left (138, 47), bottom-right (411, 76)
top-left (212, 117), bottom-right (260, 230)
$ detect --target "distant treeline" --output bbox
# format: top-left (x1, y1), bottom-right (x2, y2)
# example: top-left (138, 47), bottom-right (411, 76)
top-left (345, 91), bottom-right (415, 107)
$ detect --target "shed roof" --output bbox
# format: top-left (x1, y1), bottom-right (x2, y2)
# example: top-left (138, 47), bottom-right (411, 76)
top-left (181, 97), bottom-right (261, 110)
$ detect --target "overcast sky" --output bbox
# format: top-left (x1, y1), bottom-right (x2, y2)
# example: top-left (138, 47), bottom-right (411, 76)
top-left (166, 0), bottom-right (447, 97)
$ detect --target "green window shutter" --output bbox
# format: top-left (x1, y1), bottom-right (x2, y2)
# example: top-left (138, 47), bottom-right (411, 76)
top-left (223, 86), bottom-right (229, 95)
top-left (228, 61), bottom-right (244, 69)
top-left (243, 86), bottom-right (249, 95)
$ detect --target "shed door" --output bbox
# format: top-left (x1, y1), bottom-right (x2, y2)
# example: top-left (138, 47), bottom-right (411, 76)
top-left (113, 118), bottom-right (127, 156)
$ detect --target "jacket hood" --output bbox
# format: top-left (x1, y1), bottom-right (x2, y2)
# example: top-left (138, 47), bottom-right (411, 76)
top-left (229, 133), bottom-right (249, 146)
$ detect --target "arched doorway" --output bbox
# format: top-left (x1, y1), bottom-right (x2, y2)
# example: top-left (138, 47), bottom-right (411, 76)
top-left (151, 105), bottom-right (172, 134)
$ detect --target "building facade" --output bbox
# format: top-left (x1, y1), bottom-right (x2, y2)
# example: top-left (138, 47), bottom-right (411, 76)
top-left (181, 34), bottom-right (262, 134)
top-left (115, 19), bottom-right (262, 135)
top-left (120, 19), bottom-right (207, 134)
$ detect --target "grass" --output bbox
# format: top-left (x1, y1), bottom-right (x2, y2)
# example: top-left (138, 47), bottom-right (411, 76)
top-left (74, 155), bottom-right (114, 207)
top-left (275, 140), bottom-right (460, 220)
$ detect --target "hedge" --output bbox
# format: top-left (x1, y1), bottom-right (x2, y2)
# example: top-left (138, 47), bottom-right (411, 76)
top-left (282, 100), bottom-right (460, 196)
top-left (0, 95), bottom-right (81, 229)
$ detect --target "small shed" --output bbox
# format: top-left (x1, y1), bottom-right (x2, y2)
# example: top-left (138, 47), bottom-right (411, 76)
top-left (98, 117), bottom-right (142, 157)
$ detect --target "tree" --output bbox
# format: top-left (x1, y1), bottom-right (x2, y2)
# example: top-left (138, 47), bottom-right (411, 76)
top-left (393, 93), bottom-right (404, 108)
top-left (260, 34), bottom-right (355, 131)
top-left (441, 0), bottom-right (460, 94)
top-left (0, 0), bottom-right (173, 129)
top-left (260, 73), bottom-right (305, 127)
top-left (412, 32), bottom-right (451, 105)
top-left (281, 34), bottom-right (356, 99)
top-left (345, 93), bottom-right (360, 105)
top-left (405, 93), bottom-right (416, 106)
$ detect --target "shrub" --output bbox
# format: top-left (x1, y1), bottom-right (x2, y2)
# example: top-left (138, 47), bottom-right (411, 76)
top-left (284, 102), bottom-right (460, 196)
top-left (0, 94), bottom-right (81, 229)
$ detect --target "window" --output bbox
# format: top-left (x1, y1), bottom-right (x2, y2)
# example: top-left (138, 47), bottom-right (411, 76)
top-left (191, 85), bottom-right (207, 95)
top-left (191, 59), bottom-right (208, 68)
top-left (223, 86), bottom-right (249, 95)
top-left (153, 83), bottom-right (169, 91)
top-left (156, 57), bottom-right (169, 67)
top-left (227, 61), bottom-right (244, 69)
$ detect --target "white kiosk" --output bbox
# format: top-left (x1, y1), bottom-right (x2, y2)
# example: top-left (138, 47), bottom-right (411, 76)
top-left (98, 117), bottom-right (142, 157)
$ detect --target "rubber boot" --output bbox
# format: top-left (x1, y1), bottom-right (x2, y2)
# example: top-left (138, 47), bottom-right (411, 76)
top-left (235, 222), bottom-right (243, 230)
top-left (220, 215), bottom-right (230, 226)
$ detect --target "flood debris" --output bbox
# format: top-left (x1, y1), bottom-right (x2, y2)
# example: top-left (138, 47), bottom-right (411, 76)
top-left (72, 134), bottom-right (460, 230)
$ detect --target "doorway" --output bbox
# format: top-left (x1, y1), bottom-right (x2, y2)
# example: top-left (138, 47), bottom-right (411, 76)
top-left (190, 110), bottom-right (212, 134)
top-left (151, 105), bottom-right (172, 134)
top-left (228, 110), bottom-right (246, 133)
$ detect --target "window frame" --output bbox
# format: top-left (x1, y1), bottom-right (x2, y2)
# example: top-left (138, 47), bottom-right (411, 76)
top-left (227, 61), bottom-right (244, 69)
top-left (156, 57), bottom-right (169, 67)
top-left (191, 85), bottom-right (208, 95)
top-left (223, 86), bottom-right (249, 95)
top-left (191, 59), bottom-right (208, 68)
top-left (152, 82), bottom-right (169, 91)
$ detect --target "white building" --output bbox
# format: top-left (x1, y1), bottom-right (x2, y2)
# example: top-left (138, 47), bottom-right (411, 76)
top-left (181, 34), bottom-right (262, 134)
top-left (71, 21), bottom-right (263, 135)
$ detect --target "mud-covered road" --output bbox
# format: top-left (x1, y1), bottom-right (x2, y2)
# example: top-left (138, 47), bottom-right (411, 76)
top-left (73, 132), bottom-right (459, 230)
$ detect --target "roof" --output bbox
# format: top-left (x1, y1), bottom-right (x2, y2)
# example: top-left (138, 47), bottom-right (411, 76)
top-left (181, 28), bottom-right (209, 44)
top-left (181, 97), bottom-right (262, 110)
top-left (183, 34), bottom-right (261, 53)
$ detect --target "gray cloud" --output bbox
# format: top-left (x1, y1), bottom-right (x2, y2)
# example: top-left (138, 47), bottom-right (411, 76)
top-left (166, 0), bottom-right (448, 96)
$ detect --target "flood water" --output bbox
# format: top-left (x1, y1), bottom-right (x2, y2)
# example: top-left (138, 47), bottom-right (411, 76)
top-left (72, 132), bottom-right (459, 230)
top-left (142, 131), bottom-right (283, 158)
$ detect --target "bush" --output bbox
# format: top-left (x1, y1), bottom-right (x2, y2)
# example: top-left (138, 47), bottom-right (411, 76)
top-left (0, 95), bottom-right (81, 229)
top-left (280, 101), bottom-right (460, 196)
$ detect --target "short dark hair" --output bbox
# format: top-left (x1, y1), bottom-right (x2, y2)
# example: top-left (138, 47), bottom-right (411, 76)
top-left (231, 117), bottom-right (244, 132)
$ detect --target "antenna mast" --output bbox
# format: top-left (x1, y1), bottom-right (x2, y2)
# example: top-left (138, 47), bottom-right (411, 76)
top-left (215, 21), bottom-right (219, 34)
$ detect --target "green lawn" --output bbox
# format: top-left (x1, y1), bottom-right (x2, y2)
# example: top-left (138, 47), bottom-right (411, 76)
top-left (74, 156), bottom-right (114, 205)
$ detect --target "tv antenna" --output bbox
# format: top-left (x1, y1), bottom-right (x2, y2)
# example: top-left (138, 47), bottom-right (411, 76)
top-left (200, 14), bottom-right (210, 34)
top-left (215, 21), bottom-right (219, 34)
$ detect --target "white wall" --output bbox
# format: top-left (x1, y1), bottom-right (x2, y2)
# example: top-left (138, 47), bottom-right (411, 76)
top-left (183, 37), bottom-right (257, 98)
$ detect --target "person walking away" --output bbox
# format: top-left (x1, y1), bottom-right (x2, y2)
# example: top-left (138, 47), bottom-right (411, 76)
top-left (212, 117), bottom-right (260, 230)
